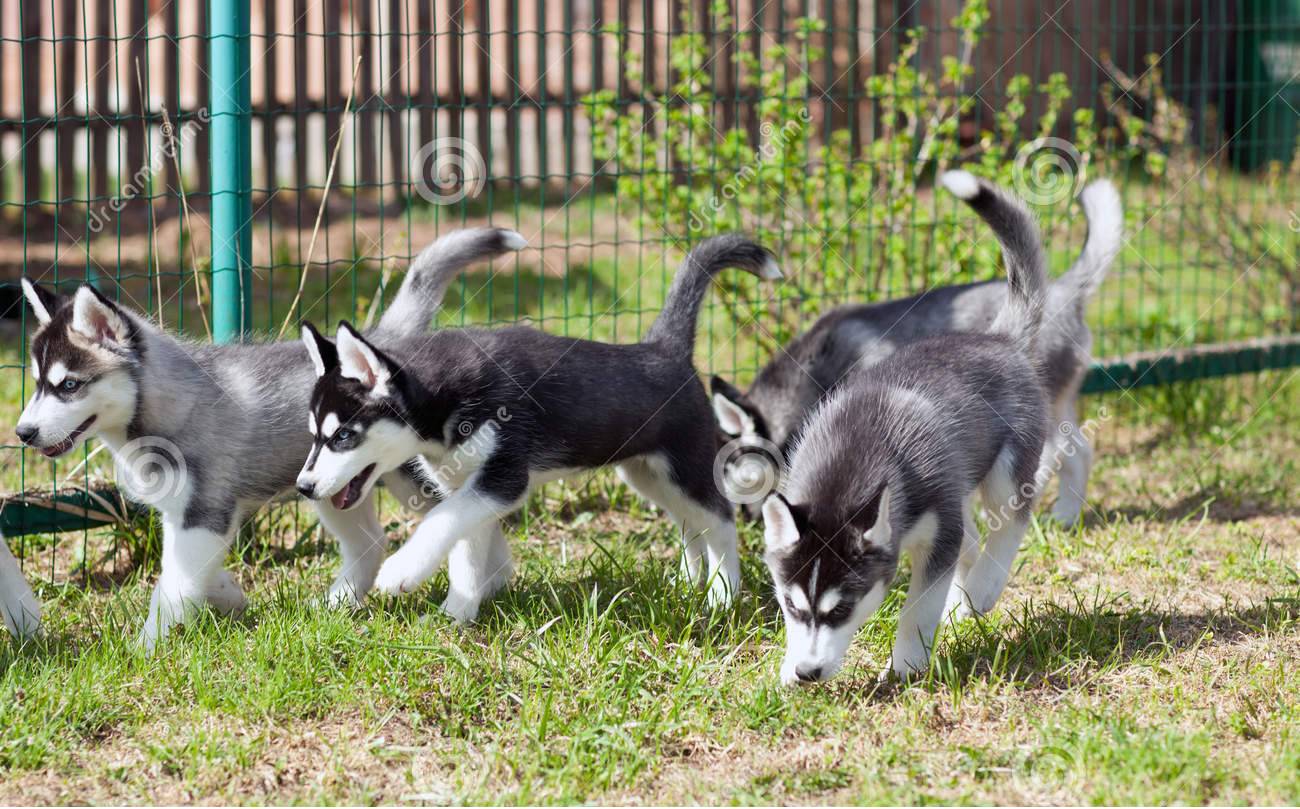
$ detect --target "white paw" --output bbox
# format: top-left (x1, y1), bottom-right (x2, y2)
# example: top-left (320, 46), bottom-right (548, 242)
top-left (706, 576), bottom-right (737, 610)
top-left (440, 594), bottom-right (481, 624)
top-left (373, 555), bottom-right (428, 596)
top-left (1050, 497), bottom-right (1084, 527)
top-left (206, 570), bottom-right (248, 614)
top-left (880, 654), bottom-right (927, 683)
top-left (322, 580), bottom-right (366, 609)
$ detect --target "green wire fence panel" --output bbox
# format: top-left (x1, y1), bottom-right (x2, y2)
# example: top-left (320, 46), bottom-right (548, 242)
top-left (0, 0), bottom-right (1297, 567)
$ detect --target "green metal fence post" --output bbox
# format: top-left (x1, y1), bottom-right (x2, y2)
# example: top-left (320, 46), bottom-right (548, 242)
top-left (209, 0), bottom-right (253, 342)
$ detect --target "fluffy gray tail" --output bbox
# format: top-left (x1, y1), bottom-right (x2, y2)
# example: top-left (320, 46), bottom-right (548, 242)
top-left (1053, 179), bottom-right (1123, 304)
top-left (645, 234), bottom-right (782, 356)
top-left (940, 170), bottom-right (1047, 354)
top-left (374, 227), bottom-right (527, 338)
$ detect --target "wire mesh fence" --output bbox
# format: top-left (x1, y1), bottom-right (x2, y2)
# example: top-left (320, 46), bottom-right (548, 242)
top-left (1, 0), bottom-right (1297, 580)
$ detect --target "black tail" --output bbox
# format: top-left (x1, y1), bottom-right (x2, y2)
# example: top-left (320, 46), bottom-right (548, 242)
top-left (939, 170), bottom-right (1047, 354)
top-left (645, 234), bottom-right (782, 356)
top-left (375, 227), bottom-right (526, 338)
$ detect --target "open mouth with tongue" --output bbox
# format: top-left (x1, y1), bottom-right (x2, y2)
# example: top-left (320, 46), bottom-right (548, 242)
top-left (40, 415), bottom-right (96, 458)
top-left (331, 463), bottom-right (376, 510)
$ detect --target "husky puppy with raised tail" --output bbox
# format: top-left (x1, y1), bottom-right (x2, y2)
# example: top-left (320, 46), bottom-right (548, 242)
top-left (295, 235), bottom-right (782, 620)
top-left (14, 228), bottom-right (523, 648)
top-left (713, 178), bottom-right (1121, 526)
top-left (0, 532), bottom-right (41, 639)
top-left (762, 171), bottom-right (1048, 685)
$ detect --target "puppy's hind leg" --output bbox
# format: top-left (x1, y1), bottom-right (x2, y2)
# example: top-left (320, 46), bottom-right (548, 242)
top-left (618, 458), bottom-right (705, 586)
top-left (1049, 397), bottom-right (1092, 527)
top-left (442, 522), bottom-right (513, 623)
top-left (943, 497), bottom-right (981, 620)
top-left (959, 448), bottom-right (1037, 619)
top-left (618, 455), bottom-right (740, 608)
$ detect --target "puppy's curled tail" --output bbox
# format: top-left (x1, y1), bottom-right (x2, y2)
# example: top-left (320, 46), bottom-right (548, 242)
top-left (375, 227), bottom-right (527, 338)
top-left (645, 234), bottom-right (782, 356)
top-left (1052, 178), bottom-right (1123, 308)
top-left (940, 170), bottom-right (1047, 354)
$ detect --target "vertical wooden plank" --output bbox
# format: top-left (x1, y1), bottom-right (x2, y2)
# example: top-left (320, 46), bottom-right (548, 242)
top-left (57, 0), bottom-right (79, 207)
top-left (196, 2), bottom-right (211, 194)
top-left (418, 0), bottom-right (434, 149)
top-left (387, 0), bottom-right (404, 191)
top-left (126, 0), bottom-right (146, 181)
top-left (822, 0), bottom-right (839, 139)
top-left (718, 0), bottom-right (736, 132)
top-left (641, 0), bottom-right (655, 147)
top-left (20, 0), bottom-right (44, 207)
top-left (263, 0), bottom-right (278, 189)
top-left (535, 0), bottom-right (547, 184)
top-left (477, 0), bottom-right (491, 177)
top-left (591, 0), bottom-right (605, 177)
top-left (745, 0), bottom-right (763, 146)
top-left (357, 0), bottom-right (376, 188)
top-left (449, 0), bottom-right (463, 146)
top-left (849, 0), bottom-right (861, 155)
top-left (164, 0), bottom-right (180, 195)
top-left (93, 1), bottom-right (111, 201)
top-left (561, 0), bottom-right (574, 184)
top-left (506, 0), bottom-right (520, 183)
top-left (293, 0), bottom-right (309, 190)
top-left (324, 0), bottom-right (342, 164)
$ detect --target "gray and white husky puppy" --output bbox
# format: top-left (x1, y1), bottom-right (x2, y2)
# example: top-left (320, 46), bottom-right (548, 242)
top-left (713, 178), bottom-right (1121, 526)
top-left (14, 228), bottom-right (523, 648)
top-left (294, 235), bottom-right (782, 620)
top-left (761, 171), bottom-right (1048, 685)
top-left (0, 531), bottom-right (41, 639)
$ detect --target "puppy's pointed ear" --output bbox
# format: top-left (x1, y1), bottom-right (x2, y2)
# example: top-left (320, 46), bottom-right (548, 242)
top-left (70, 286), bottom-right (132, 348)
top-left (711, 376), bottom-right (756, 437)
top-left (21, 278), bottom-right (65, 326)
top-left (856, 484), bottom-right (893, 553)
top-left (335, 321), bottom-right (396, 394)
top-left (761, 493), bottom-right (803, 554)
top-left (301, 321), bottom-right (338, 377)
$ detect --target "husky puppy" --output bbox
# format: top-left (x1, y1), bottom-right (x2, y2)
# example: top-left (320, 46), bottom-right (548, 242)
top-left (295, 235), bottom-right (782, 620)
top-left (14, 228), bottom-right (523, 648)
top-left (762, 171), bottom-right (1048, 685)
top-left (0, 532), bottom-right (41, 639)
top-left (713, 179), bottom-right (1121, 526)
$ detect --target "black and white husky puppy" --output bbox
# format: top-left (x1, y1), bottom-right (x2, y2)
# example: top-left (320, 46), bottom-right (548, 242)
top-left (0, 530), bottom-right (41, 639)
top-left (713, 179), bottom-right (1121, 526)
top-left (14, 228), bottom-right (523, 647)
top-left (762, 171), bottom-right (1049, 685)
top-left (295, 235), bottom-right (782, 620)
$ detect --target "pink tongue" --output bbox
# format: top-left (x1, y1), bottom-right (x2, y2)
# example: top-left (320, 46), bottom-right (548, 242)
top-left (331, 486), bottom-right (351, 510)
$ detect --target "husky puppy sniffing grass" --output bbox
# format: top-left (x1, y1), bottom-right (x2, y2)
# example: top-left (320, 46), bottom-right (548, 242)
top-left (0, 531), bottom-right (41, 639)
top-left (762, 171), bottom-right (1049, 685)
top-left (14, 228), bottom-right (522, 648)
top-left (713, 178), bottom-right (1121, 526)
top-left (295, 235), bottom-right (782, 620)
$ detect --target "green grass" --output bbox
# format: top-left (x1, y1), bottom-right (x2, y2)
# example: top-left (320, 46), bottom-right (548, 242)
top-left (0, 371), bottom-right (1297, 804)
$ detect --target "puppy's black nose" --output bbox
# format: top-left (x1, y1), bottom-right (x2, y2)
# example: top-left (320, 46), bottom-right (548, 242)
top-left (795, 665), bottom-right (823, 683)
top-left (296, 482), bottom-right (316, 498)
top-left (15, 424), bottom-right (38, 445)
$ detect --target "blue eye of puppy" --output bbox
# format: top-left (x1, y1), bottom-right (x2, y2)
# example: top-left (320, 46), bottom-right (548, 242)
top-left (60, 378), bottom-right (81, 392)
top-left (334, 428), bottom-right (353, 441)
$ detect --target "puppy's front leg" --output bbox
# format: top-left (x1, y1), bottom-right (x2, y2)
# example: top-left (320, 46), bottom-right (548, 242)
top-left (0, 533), bottom-right (41, 639)
top-left (373, 462), bottom-right (525, 599)
top-left (137, 511), bottom-right (242, 651)
top-left (885, 521), bottom-right (958, 681)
